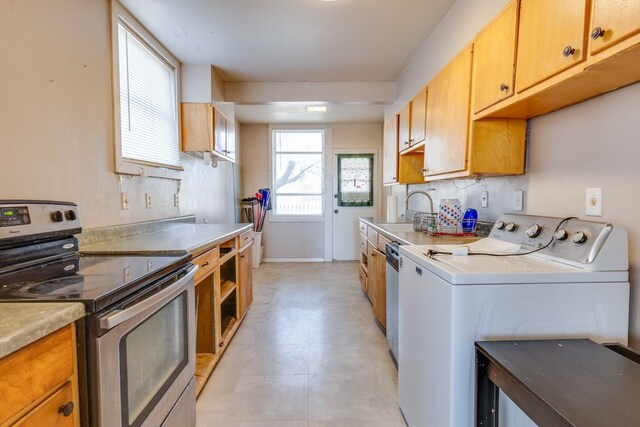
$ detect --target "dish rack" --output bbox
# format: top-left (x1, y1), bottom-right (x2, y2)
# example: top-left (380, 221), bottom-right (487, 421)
top-left (413, 213), bottom-right (478, 237)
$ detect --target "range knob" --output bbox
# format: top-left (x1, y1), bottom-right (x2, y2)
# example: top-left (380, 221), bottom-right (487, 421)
top-left (505, 222), bottom-right (518, 232)
top-left (571, 231), bottom-right (587, 244)
top-left (51, 211), bottom-right (64, 222)
top-left (525, 224), bottom-right (542, 238)
top-left (65, 210), bottom-right (77, 221)
top-left (495, 220), bottom-right (506, 230)
top-left (554, 229), bottom-right (569, 241)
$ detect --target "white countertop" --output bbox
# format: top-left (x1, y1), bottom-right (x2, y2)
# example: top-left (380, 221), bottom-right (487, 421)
top-left (81, 223), bottom-right (253, 256)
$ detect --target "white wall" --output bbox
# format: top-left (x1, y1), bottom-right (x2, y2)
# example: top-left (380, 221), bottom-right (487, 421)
top-left (240, 124), bottom-right (382, 260)
top-left (0, 0), bottom-right (238, 229)
top-left (389, 0), bottom-right (640, 348)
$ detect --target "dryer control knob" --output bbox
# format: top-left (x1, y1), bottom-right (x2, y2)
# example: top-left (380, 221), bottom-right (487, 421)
top-left (554, 229), bottom-right (568, 240)
top-left (571, 231), bottom-right (587, 244)
top-left (505, 222), bottom-right (518, 232)
top-left (495, 220), bottom-right (506, 230)
top-left (525, 224), bottom-right (542, 238)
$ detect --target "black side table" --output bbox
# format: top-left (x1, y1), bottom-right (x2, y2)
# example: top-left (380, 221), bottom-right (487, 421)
top-left (475, 339), bottom-right (640, 427)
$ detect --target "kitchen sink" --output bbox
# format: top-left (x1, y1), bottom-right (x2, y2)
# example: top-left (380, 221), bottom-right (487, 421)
top-left (378, 222), bottom-right (414, 233)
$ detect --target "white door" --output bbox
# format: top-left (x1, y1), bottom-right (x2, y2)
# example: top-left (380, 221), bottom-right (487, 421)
top-left (331, 149), bottom-right (378, 260)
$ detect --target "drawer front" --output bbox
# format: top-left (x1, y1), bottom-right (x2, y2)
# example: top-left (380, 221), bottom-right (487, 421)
top-left (14, 382), bottom-right (76, 427)
top-left (0, 326), bottom-right (74, 425)
top-left (193, 247), bottom-right (218, 284)
top-left (360, 234), bottom-right (368, 255)
top-left (239, 231), bottom-right (252, 249)
top-left (358, 265), bottom-right (368, 292)
top-left (367, 228), bottom-right (379, 248)
top-left (359, 221), bottom-right (367, 235)
top-left (378, 234), bottom-right (391, 254)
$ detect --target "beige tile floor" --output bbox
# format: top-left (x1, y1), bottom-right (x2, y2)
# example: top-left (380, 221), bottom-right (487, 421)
top-left (196, 262), bottom-right (406, 427)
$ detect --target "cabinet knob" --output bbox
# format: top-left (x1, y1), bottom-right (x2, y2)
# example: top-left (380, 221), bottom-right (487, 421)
top-left (591, 27), bottom-right (605, 40)
top-left (421, 168), bottom-right (428, 173)
top-left (562, 46), bottom-right (576, 57)
top-left (59, 401), bottom-right (75, 417)
top-left (500, 83), bottom-right (509, 92)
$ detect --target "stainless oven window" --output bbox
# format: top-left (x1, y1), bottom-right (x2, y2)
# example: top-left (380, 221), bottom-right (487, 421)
top-left (120, 291), bottom-right (189, 426)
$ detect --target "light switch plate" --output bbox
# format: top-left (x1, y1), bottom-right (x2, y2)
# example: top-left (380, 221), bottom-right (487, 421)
top-left (481, 191), bottom-right (489, 208)
top-left (512, 191), bottom-right (524, 211)
top-left (120, 192), bottom-right (128, 210)
top-left (145, 193), bottom-right (152, 209)
top-left (586, 187), bottom-right (602, 216)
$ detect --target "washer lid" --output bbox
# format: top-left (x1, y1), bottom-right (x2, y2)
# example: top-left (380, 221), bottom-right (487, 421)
top-left (400, 244), bottom-right (629, 285)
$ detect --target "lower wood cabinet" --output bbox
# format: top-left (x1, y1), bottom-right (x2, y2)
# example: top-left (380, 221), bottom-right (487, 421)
top-left (0, 325), bottom-right (79, 427)
top-left (368, 245), bottom-right (387, 328)
top-left (238, 243), bottom-right (253, 319)
top-left (193, 232), bottom-right (254, 397)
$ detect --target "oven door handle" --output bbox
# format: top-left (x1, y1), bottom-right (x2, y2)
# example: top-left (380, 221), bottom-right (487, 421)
top-left (99, 265), bottom-right (198, 330)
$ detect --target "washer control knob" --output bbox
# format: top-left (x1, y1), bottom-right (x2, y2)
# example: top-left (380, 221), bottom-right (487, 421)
top-left (505, 222), bottom-right (518, 232)
top-left (51, 211), bottom-right (64, 222)
top-left (495, 220), bottom-right (506, 230)
top-left (525, 224), bottom-right (542, 238)
top-left (571, 231), bottom-right (587, 244)
top-left (554, 229), bottom-right (569, 240)
top-left (65, 210), bottom-right (77, 221)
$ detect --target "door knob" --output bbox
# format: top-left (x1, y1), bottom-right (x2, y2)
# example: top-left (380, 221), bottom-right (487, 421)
top-left (334, 209), bottom-right (339, 214)
top-left (334, 194), bottom-right (338, 198)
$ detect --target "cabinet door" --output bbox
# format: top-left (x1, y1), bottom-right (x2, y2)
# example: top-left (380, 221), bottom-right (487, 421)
top-left (473, 1), bottom-right (518, 113)
top-left (225, 118), bottom-right (236, 161)
top-left (410, 87), bottom-right (427, 146)
top-left (369, 247), bottom-right (386, 328)
top-left (213, 107), bottom-right (226, 155)
top-left (181, 103), bottom-right (214, 152)
top-left (14, 382), bottom-right (76, 427)
top-left (516, 0), bottom-right (588, 92)
top-left (398, 103), bottom-right (411, 151)
top-left (589, 0), bottom-right (640, 54)
top-left (366, 243), bottom-right (377, 306)
top-left (424, 46), bottom-right (473, 177)
top-left (238, 244), bottom-right (253, 318)
top-left (383, 116), bottom-right (399, 184)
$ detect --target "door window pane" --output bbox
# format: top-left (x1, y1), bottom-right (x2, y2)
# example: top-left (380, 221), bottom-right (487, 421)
top-left (337, 154), bottom-right (374, 207)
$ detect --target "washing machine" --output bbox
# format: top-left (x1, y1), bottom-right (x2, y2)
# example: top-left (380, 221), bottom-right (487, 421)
top-left (398, 214), bottom-right (630, 427)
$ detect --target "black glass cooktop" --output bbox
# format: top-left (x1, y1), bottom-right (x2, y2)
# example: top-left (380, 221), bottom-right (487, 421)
top-left (0, 254), bottom-right (189, 312)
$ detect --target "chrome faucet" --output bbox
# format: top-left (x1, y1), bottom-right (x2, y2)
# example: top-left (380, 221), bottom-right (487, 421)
top-left (405, 190), bottom-right (435, 215)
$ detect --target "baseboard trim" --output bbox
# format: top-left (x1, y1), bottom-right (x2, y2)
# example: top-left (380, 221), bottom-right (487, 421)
top-left (262, 258), bottom-right (327, 263)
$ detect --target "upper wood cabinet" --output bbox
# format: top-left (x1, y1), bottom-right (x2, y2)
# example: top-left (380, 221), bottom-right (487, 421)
top-left (398, 103), bottom-right (411, 150)
top-left (398, 88), bottom-right (428, 151)
top-left (409, 87), bottom-right (428, 147)
top-left (382, 115), bottom-right (399, 185)
top-left (473, 1), bottom-right (518, 113)
top-left (181, 102), bottom-right (236, 162)
top-left (424, 46), bottom-right (473, 177)
top-left (516, 0), bottom-right (589, 92)
top-left (589, 0), bottom-right (640, 55)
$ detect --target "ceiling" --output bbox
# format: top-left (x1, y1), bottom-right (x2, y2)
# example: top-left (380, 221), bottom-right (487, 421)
top-left (234, 103), bottom-right (384, 124)
top-left (120, 0), bottom-right (456, 122)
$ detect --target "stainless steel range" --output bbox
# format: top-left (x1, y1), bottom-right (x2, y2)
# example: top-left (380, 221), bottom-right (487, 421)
top-left (0, 201), bottom-right (197, 427)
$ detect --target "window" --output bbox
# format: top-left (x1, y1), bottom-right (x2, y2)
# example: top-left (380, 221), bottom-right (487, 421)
top-left (272, 129), bottom-right (324, 217)
top-left (337, 154), bottom-right (374, 207)
top-left (112, 4), bottom-right (182, 178)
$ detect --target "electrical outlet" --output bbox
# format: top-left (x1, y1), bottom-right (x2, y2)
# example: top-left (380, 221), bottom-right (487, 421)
top-left (481, 191), bottom-right (489, 208)
top-left (586, 187), bottom-right (602, 216)
top-left (120, 192), bottom-right (128, 210)
top-left (173, 194), bottom-right (179, 208)
top-left (145, 193), bottom-right (152, 209)
top-left (512, 190), bottom-right (524, 211)
top-left (203, 217), bottom-right (209, 224)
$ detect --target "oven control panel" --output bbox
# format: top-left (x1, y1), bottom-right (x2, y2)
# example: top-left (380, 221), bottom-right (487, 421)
top-left (489, 214), bottom-right (625, 268)
top-left (0, 201), bottom-right (81, 240)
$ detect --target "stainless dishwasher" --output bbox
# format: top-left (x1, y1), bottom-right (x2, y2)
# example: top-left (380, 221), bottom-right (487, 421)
top-left (385, 241), bottom-right (400, 366)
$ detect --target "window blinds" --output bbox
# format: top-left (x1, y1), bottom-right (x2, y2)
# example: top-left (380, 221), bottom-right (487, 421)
top-left (118, 22), bottom-right (180, 168)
